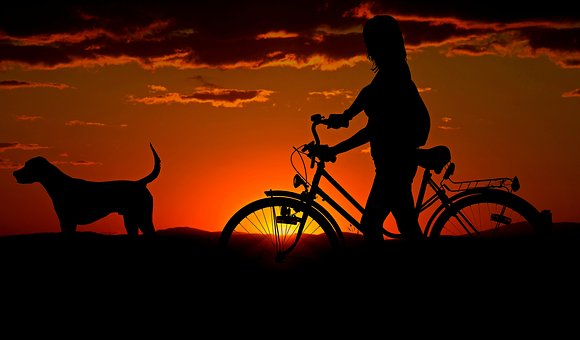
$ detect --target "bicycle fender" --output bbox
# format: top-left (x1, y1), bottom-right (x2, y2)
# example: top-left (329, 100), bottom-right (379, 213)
top-left (264, 190), bottom-right (344, 241)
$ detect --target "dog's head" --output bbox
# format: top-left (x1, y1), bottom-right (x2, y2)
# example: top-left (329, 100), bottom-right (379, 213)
top-left (13, 156), bottom-right (56, 184)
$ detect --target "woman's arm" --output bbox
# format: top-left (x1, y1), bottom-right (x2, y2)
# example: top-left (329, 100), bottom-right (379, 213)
top-left (327, 85), bottom-right (370, 129)
top-left (343, 85), bottom-right (369, 120)
top-left (332, 126), bottom-right (370, 154)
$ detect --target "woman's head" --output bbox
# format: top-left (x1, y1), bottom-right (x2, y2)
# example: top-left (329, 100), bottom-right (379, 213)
top-left (363, 15), bottom-right (406, 71)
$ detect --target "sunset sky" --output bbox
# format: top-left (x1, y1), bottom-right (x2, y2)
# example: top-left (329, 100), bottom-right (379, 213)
top-left (1, 1), bottom-right (579, 236)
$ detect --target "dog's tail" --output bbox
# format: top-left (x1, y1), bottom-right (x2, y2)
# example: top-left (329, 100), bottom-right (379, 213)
top-left (139, 143), bottom-right (161, 185)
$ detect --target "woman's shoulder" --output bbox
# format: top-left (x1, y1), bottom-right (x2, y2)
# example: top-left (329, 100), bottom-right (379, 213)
top-left (368, 71), bottom-right (400, 90)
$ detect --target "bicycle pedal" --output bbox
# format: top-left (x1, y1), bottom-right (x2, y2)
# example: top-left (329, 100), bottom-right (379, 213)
top-left (491, 213), bottom-right (511, 225)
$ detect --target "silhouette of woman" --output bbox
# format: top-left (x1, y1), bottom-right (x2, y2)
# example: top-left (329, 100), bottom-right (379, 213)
top-left (321, 15), bottom-right (430, 244)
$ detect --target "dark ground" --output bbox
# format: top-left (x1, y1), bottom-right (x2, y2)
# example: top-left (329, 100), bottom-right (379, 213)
top-left (2, 223), bottom-right (579, 335)
top-left (2, 223), bottom-right (579, 283)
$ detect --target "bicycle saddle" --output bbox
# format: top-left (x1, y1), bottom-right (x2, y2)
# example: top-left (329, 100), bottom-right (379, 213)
top-left (416, 145), bottom-right (451, 174)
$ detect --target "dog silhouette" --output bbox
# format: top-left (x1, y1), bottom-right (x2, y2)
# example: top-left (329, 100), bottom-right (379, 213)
top-left (13, 143), bottom-right (161, 236)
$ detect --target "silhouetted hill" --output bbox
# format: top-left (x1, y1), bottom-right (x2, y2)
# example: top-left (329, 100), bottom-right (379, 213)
top-left (2, 222), bottom-right (579, 277)
top-left (1, 222), bottom-right (578, 296)
top-left (2, 223), bottom-right (579, 332)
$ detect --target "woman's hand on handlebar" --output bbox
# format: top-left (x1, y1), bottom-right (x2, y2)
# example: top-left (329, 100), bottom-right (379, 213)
top-left (307, 114), bottom-right (340, 163)
top-left (305, 143), bottom-right (337, 163)
top-left (325, 113), bottom-right (350, 129)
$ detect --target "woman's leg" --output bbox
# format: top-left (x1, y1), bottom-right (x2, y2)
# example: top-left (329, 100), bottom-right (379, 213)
top-left (391, 181), bottom-right (423, 240)
top-left (360, 161), bottom-right (422, 243)
top-left (360, 170), bottom-right (391, 245)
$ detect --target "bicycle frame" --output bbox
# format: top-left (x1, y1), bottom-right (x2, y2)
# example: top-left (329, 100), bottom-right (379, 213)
top-left (300, 158), bottom-right (367, 234)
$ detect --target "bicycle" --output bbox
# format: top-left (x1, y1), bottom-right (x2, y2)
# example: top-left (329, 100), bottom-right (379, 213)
top-left (219, 114), bottom-right (552, 264)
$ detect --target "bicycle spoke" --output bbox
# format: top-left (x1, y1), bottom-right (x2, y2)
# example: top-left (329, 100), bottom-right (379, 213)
top-left (431, 191), bottom-right (541, 238)
top-left (451, 208), bottom-right (480, 236)
top-left (219, 197), bottom-right (340, 265)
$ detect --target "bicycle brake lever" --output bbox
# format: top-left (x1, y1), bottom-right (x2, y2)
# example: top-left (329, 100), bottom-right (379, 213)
top-left (301, 142), bottom-right (317, 168)
top-left (311, 114), bottom-right (323, 122)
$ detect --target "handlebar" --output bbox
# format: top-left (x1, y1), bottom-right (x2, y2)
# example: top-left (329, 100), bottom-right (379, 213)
top-left (310, 113), bottom-right (324, 146)
top-left (302, 114), bottom-right (336, 168)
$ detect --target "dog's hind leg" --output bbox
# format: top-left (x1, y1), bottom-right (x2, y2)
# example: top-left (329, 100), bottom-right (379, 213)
top-left (138, 198), bottom-right (156, 236)
top-left (139, 219), bottom-right (156, 236)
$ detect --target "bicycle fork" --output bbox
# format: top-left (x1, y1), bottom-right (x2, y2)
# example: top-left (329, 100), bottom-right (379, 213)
top-left (269, 193), bottom-right (321, 262)
top-left (272, 168), bottom-right (326, 262)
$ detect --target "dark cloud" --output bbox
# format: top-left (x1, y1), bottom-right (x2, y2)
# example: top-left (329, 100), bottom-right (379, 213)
top-left (524, 27), bottom-right (580, 52)
top-left (399, 19), bottom-right (487, 48)
top-left (189, 75), bottom-right (220, 88)
top-left (366, 0), bottom-right (580, 22)
top-left (0, 80), bottom-right (71, 89)
top-left (0, 1), bottom-right (578, 70)
top-left (562, 89), bottom-right (580, 98)
top-left (562, 59), bottom-right (580, 68)
top-left (522, 26), bottom-right (580, 67)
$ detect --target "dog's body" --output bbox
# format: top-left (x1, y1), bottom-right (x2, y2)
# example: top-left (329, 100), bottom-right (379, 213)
top-left (13, 144), bottom-right (161, 236)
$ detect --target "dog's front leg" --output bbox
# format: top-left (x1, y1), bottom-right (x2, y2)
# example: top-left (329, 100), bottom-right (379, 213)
top-left (122, 215), bottom-right (140, 237)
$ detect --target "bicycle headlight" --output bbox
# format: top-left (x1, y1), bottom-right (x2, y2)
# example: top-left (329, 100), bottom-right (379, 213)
top-left (293, 174), bottom-right (306, 189)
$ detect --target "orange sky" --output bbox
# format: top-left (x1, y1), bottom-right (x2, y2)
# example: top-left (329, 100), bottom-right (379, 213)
top-left (1, 1), bottom-right (579, 236)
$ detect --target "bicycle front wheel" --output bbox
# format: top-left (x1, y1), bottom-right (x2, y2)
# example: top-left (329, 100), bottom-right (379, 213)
top-left (218, 196), bottom-right (342, 267)
top-left (430, 189), bottom-right (546, 238)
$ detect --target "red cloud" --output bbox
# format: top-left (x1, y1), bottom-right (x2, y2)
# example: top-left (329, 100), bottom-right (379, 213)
top-left (562, 88), bottom-right (580, 98)
top-left (129, 87), bottom-right (274, 108)
top-left (52, 160), bottom-right (101, 166)
top-left (437, 117), bottom-right (461, 130)
top-left (147, 85), bottom-right (167, 92)
top-left (0, 159), bottom-right (21, 170)
top-left (65, 120), bottom-right (106, 127)
top-left (256, 31), bottom-right (299, 40)
top-left (0, 142), bottom-right (49, 152)
top-left (308, 89), bottom-right (353, 99)
top-left (16, 114), bottom-right (44, 121)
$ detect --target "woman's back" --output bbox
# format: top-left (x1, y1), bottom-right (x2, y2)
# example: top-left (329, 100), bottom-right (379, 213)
top-left (363, 65), bottom-right (430, 157)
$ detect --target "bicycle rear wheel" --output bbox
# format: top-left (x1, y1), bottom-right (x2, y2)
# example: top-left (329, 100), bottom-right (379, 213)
top-left (429, 189), bottom-right (548, 238)
top-left (219, 196), bottom-right (342, 267)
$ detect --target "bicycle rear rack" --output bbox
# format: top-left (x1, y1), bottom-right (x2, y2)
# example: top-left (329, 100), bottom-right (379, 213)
top-left (446, 176), bottom-right (519, 193)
